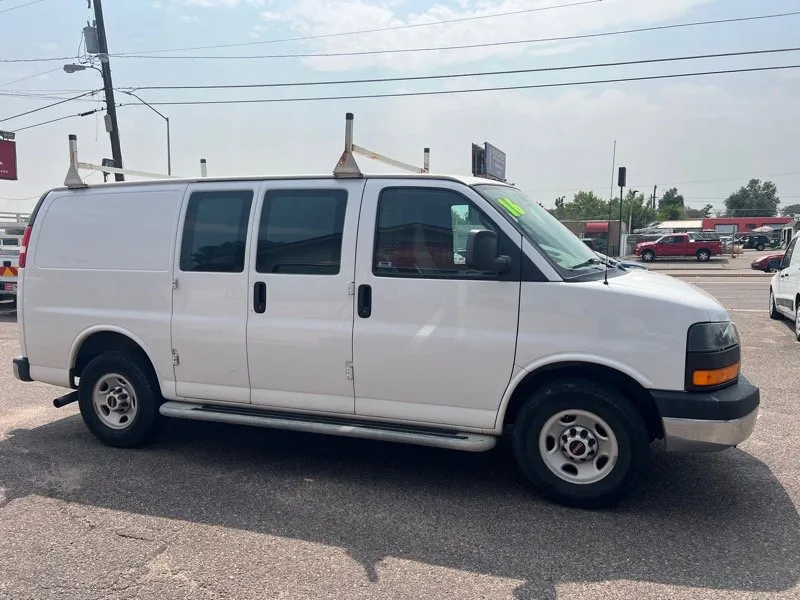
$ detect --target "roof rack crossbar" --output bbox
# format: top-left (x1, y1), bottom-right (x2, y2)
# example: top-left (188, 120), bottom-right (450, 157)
top-left (63, 134), bottom-right (180, 189)
top-left (333, 112), bottom-right (429, 178)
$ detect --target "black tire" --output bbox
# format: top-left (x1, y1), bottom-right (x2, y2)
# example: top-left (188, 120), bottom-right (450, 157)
top-left (795, 304), bottom-right (800, 342)
top-left (78, 351), bottom-right (163, 448)
top-left (696, 249), bottom-right (711, 262)
top-left (769, 289), bottom-right (781, 320)
top-left (756, 244), bottom-right (765, 251)
top-left (641, 250), bottom-right (655, 263)
top-left (511, 379), bottom-right (650, 509)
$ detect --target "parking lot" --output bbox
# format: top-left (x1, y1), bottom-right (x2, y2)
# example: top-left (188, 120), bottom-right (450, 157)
top-left (0, 277), bottom-right (798, 600)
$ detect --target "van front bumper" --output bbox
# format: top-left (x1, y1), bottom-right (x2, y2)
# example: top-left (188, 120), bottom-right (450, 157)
top-left (12, 356), bottom-right (32, 382)
top-left (653, 375), bottom-right (760, 452)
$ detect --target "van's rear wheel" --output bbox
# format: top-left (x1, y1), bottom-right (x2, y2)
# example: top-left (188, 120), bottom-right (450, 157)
top-left (78, 351), bottom-right (162, 447)
top-left (511, 379), bottom-right (649, 508)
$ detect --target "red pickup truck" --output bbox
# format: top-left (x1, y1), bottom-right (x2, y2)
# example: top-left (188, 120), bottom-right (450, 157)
top-left (634, 233), bottom-right (722, 263)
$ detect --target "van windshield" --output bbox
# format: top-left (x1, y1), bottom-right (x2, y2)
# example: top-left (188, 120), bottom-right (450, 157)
top-left (475, 184), bottom-right (604, 277)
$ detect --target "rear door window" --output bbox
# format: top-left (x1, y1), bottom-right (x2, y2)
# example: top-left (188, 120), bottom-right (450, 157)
top-left (179, 190), bottom-right (253, 273)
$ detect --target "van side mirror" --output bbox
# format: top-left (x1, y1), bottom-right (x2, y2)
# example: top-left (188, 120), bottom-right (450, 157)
top-left (466, 229), bottom-right (510, 273)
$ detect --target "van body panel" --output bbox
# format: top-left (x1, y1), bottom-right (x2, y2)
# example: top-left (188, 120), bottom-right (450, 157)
top-left (515, 272), bottom-right (720, 394)
top-left (23, 187), bottom-right (182, 389)
top-left (67, 324), bottom-right (173, 396)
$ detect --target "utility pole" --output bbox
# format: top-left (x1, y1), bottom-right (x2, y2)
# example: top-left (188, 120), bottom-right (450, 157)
top-left (652, 185), bottom-right (658, 211)
top-left (618, 185), bottom-right (624, 256)
top-left (92, 0), bottom-right (123, 181)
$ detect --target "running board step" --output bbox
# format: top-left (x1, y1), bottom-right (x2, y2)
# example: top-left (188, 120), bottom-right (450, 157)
top-left (158, 401), bottom-right (497, 452)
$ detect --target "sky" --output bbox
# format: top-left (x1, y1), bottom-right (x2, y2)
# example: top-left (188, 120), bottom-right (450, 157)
top-left (1, 0), bottom-right (800, 216)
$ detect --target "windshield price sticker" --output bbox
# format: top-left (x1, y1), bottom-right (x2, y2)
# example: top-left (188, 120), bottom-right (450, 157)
top-left (496, 197), bottom-right (526, 218)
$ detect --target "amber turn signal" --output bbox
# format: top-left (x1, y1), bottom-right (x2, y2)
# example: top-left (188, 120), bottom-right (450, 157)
top-left (692, 362), bottom-right (740, 387)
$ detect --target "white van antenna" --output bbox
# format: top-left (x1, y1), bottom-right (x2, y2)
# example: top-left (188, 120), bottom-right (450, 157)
top-left (333, 112), bottom-right (430, 178)
top-left (63, 134), bottom-right (179, 189)
top-left (200, 158), bottom-right (207, 177)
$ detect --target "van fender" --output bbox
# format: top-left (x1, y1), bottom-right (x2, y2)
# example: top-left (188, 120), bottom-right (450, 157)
top-left (494, 353), bottom-right (655, 430)
top-left (68, 325), bottom-right (171, 395)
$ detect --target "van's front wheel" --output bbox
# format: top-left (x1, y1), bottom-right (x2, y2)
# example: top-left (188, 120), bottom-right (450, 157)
top-left (78, 351), bottom-right (162, 448)
top-left (512, 379), bottom-right (649, 508)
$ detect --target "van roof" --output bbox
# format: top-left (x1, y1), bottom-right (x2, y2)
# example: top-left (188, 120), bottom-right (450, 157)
top-left (48, 172), bottom-right (516, 193)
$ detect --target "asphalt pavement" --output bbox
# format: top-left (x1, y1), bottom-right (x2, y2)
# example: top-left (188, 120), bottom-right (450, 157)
top-left (0, 280), bottom-right (798, 600)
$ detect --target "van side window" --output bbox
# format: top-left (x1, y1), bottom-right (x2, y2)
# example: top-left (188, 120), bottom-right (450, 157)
top-left (256, 189), bottom-right (348, 275)
top-left (373, 187), bottom-right (499, 278)
top-left (179, 190), bottom-right (253, 273)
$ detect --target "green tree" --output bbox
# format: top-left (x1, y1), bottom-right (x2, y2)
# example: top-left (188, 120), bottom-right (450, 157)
top-left (609, 189), bottom-right (657, 232)
top-left (682, 204), bottom-right (713, 219)
top-left (552, 196), bottom-right (567, 219)
top-left (780, 203), bottom-right (800, 217)
top-left (569, 191), bottom-right (609, 220)
top-left (658, 187), bottom-right (685, 220)
top-left (725, 179), bottom-right (780, 217)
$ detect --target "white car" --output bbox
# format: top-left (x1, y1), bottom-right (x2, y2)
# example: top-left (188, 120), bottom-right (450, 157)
top-left (13, 169), bottom-right (758, 508)
top-left (768, 234), bottom-right (800, 340)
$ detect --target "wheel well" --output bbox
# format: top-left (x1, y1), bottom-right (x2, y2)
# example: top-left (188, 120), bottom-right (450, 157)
top-left (502, 362), bottom-right (664, 441)
top-left (71, 331), bottom-right (155, 388)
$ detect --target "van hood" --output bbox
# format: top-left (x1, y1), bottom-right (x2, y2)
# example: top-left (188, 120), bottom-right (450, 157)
top-left (606, 270), bottom-right (730, 322)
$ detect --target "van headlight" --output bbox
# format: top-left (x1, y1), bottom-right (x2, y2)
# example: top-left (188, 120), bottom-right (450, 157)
top-left (685, 322), bottom-right (740, 390)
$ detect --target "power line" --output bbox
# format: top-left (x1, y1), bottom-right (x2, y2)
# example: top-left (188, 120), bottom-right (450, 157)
top-left (0, 90), bottom-right (100, 124)
top-left (116, 10), bottom-right (800, 61)
top-left (127, 47), bottom-right (800, 91)
top-left (116, 0), bottom-right (603, 55)
top-left (9, 113), bottom-right (81, 132)
top-left (4, 8), bottom-right (797, 65)
top-left (125, 64), bottom-right (800, 107)
top-left (0, 55), bottom-right (75, 64)
top-left (0, 67), bottom-right (61, 89)
top-left (0, 90), bottom-right (100, 102)
top-left (0, 0), bottom-right (46, 14)
top-left (8, 104), bottom-right (117, 133)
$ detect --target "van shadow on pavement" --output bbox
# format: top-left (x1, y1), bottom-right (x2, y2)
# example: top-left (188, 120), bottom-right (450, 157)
top-left (1, 415), bottom-right (797, 599)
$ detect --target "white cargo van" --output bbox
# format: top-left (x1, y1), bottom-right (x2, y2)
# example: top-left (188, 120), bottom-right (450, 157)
top-left (12, 120), bottom-right (759, 508)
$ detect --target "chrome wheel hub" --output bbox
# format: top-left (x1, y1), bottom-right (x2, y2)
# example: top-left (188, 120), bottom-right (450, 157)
top-left (92, 373), bottom-right (138, 430)
top-left (560, 425), bottom-right (598, 462)
top-left (539, 409), bottom-right (619, 485)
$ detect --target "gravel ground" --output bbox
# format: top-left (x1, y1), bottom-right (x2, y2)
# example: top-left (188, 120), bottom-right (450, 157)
top-left (0, 279), bottom-right (797, 600)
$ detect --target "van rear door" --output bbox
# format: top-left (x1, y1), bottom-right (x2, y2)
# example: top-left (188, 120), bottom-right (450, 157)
top-left (171, 182), bottom-right (257, 403)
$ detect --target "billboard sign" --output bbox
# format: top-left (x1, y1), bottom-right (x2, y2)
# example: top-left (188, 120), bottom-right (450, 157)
top-left (0, 140), bottom-right (18, 181)
top-left (484, 142), bottom-right (506, 181)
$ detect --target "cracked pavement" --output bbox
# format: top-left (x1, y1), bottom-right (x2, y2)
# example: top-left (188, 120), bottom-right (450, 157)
top-left (0, 278), bottom-right (798, 599)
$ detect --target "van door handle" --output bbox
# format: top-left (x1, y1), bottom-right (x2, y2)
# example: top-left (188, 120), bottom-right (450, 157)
top-left (254, 281), bottom-right (267, 313)
top-left (357, 284), bottom-right (372, 318)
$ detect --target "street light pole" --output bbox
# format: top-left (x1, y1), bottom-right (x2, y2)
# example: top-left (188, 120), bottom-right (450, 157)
top-left (119, 90), bottom-right (171, 176)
